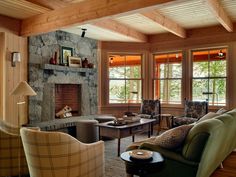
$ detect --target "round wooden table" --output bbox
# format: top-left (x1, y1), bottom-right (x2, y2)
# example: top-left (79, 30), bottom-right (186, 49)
top-left (120, 150), bottom-right (164, 177)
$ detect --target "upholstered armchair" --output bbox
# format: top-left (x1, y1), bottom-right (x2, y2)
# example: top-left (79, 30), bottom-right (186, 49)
top-left (20, 127), bottom-right (104, 177)
top-left (139, 99), bottom-right (161, 120)
top-left (0, 120), bottom-right (29, 177)
top-left (172, 99), bottom-right (208, 127)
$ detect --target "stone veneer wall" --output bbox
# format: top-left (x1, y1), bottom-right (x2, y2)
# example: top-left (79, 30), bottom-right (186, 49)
top-left (28, 31), bottom-right (98, 124)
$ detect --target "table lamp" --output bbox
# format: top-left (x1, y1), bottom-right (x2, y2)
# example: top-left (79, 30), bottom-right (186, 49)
top-left (11, 81), bottom-right (36, 177)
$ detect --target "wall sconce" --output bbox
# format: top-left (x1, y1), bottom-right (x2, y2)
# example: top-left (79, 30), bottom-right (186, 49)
top-left (12, 52), bottom-right (21, 67)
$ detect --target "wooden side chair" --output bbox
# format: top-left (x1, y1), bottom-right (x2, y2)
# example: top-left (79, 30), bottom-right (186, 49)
top-left (20, 127), bottom-right (104, 177)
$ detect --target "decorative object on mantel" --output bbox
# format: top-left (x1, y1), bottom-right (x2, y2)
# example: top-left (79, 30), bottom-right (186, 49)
top-left (56, 105), bottom-right (72, 118)
top-left (88, 62), bottom-right (94, 68)
top-left (60, 46), bottom-right (73, 66)
top-left (82, 58), bottom-right (89, 68)
top-left (68, 56), bottom-right (82, 67)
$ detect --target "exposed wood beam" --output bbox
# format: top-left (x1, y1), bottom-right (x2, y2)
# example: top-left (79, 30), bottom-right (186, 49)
top-left (206, 0), bottom-right (233, 32)
top-left (21, 0), bottom-right (178, 36)
top-left (141, 10), bottom-right (186, 38)
top-left (26, 0), bottom-right (86, 10)
top-left (93, 19), bottom-right (147, 42)
top-left (0, 15), bottom-right (21, 35)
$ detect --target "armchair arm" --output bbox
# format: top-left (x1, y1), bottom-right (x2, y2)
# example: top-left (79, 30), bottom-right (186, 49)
top-left (139, 143), bottom-right (198, 166)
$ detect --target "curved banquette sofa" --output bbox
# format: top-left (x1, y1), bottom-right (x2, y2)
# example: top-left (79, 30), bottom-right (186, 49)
top-left (126, 109), bottom-right (236, 177)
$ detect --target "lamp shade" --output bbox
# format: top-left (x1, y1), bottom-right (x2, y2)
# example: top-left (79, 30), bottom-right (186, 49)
top-left (11, 81), bottom-right (36, 96)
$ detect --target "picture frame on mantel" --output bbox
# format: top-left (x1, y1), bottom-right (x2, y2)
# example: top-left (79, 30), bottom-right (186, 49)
top-left (60, 46), bottom-right (73, 65)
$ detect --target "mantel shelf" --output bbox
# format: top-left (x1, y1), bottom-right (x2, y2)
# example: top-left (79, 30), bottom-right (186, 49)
top-left (42, 64), bottom-right (96, 74)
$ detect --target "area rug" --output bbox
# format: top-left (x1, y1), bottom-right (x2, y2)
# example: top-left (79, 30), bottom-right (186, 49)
top-left (104, 132), bottom-right (157, 177)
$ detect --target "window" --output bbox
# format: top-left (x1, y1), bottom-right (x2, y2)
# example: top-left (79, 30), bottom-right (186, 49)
top-left (108, 54), bottom-right (142, 104)
top-left (153, 52), bottom-right (182, 104)
top-left (192, 48), bottom-right (227, 106)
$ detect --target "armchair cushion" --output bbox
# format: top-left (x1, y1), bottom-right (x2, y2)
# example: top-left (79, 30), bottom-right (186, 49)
top-left (154, 124), bottom-right (193, 149)
top-left (197, 112), bottom-right (220, 123)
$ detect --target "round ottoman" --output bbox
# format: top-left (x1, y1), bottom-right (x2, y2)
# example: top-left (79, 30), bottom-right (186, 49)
top-left (76, 119), bottom-right (99, 143)
top-left (94, 114), bottom-right (116, 123)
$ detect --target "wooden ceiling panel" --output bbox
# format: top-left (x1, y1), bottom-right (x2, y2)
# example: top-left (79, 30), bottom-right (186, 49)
top-left (0, 0), bottom-right (50, 19)
top-left (157, 0), bottom-right (219, 29)
top-left (115, 13), bottom-right (167, 34)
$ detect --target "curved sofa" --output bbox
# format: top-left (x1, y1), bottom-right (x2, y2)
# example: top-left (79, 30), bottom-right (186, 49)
top-left (126, 109), bottom-right (236, 177)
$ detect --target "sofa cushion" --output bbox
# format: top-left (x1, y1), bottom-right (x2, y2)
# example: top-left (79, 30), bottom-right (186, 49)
top-left (197, 112), bottom-right (220, 123)
top-left (216, 108), bottom-right (228, 114)
top-left (154, 124), bottom-right (193, 149)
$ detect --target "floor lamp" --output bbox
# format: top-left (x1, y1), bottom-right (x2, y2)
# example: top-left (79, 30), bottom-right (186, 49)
top-left (11, 81), bottom-right (36, 176)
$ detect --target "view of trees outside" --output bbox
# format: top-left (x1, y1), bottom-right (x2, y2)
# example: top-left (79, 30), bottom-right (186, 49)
top-left (108, 55), bottom-right (142, 103)
top-left (154, 53), bottom-right (182, 104)
top-left (192, 48), bottom-right (227, 106)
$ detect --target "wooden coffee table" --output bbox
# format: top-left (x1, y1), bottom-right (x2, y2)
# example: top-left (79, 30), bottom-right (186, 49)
top-left (96, 118), bottom-right (156, 156)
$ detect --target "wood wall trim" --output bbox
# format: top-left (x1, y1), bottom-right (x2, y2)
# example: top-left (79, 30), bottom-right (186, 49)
top-left (0, 15), bottom-right (21, 35)
top-left (20, 0), bottom-right (177, 36)
top-left (0, 33), bottom-right (6, 120)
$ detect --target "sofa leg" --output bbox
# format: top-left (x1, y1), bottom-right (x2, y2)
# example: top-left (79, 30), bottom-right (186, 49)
top-left (220, 162), bottom-right (224, 169)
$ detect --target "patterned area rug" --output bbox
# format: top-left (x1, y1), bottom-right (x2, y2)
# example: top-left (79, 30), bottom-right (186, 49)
top-left (104, 132), bottom-right (157, 177)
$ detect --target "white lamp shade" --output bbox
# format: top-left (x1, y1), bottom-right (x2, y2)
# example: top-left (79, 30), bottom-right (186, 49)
top-left (11, 81), bottom-right (36, 96)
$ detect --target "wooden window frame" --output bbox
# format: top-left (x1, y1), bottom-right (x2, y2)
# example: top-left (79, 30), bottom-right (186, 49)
top-left (190, 47), bottom-right (228, 107)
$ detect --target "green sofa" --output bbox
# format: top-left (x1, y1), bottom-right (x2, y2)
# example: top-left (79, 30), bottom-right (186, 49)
top-left (126, 109), bottom-right (236, 177)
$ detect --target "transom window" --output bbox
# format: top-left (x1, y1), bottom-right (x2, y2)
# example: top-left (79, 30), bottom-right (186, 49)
top-left (153, 52), bottom-right (182, 104)
top-left (108, 54), bottom-right (142, 104)
top-left (192, 48), bottom-right (227, 106)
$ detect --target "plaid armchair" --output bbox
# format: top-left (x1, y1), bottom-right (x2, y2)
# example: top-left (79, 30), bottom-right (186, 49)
top-left (139, 99), bottom-right (161, 119)
top-left (0, 120), bottom-right (29, 177)
top-left (20, 128), bottom-right (104, 177)
top-left (172, 99), bottom-right (208, 127)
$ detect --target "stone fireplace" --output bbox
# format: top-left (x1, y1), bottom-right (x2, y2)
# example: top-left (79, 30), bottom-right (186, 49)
top-left (28, 31), bottom-right (98, 124)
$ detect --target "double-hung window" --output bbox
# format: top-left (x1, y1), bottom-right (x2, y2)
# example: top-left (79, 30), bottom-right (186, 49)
top-left (108, 54), bottom-right (142, 104)
top-left (192, 48), bottom-right (227, 106)
top-left (153, 52), bottom-right (182, 104)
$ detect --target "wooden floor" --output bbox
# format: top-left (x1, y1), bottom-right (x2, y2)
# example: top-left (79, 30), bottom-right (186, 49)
top-left (211, 151), bottom-right (236, 177)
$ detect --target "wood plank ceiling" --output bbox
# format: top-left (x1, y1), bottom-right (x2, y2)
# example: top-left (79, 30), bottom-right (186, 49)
top-left (0, 0), bottom-right (235, 42)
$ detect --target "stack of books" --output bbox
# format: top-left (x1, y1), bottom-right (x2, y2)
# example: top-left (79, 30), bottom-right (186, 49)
top-left (123, 115), bottom-right (141, 123)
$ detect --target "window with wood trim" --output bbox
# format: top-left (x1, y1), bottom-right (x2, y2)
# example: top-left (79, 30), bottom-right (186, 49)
top-left (108, 54), bottom-right (142, 104)
top-left (192, 48), bottom-right (227, 106)
top-left (153, 52), bottom-right (182, 104)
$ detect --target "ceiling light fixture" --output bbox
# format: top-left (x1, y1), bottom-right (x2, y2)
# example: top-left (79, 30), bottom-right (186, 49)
top-left (81, 28), bottom-right (87, 38)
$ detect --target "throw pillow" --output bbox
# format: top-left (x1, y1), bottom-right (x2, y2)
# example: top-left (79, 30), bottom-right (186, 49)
top-left (154, 124), bottom-right (193, 149)
top-left (197, 112), bottom-right (220, 123)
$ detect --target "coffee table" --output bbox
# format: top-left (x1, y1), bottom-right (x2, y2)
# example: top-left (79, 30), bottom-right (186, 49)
top-left (121, 150), bottom-right (164, 177)
top-left (96, 118), bottom-right (156, 156)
